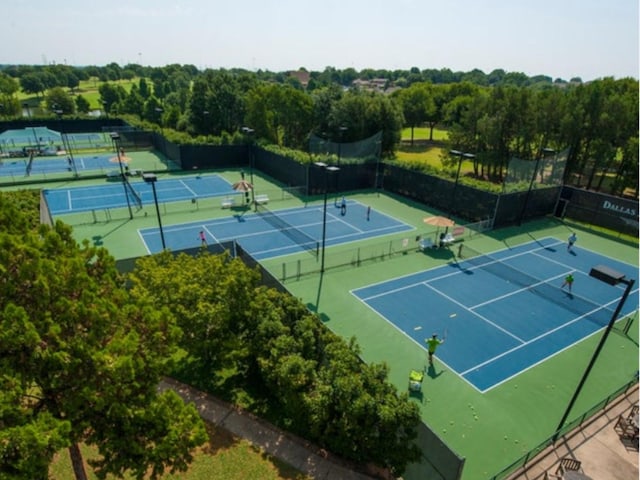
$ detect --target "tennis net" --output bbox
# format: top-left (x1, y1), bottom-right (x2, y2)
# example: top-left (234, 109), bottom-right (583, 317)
top-left (457, 243), bottom-right (616, 327)
top-left (256, 204), bottom-right (318, 256)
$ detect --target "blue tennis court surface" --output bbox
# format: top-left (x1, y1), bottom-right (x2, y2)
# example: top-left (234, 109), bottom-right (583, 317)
top-left (1, 154), bottom-right (125, 177)
top-left (352, 238), bottom-right (639, 392)
top-left (44, 175), bottom-right (235, 214)
top-left (139, 200), bottom-right (414, 259)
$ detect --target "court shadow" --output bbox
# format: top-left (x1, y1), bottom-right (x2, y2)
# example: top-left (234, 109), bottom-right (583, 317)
top-left (569, 250), bottom-right (577, 256)
top-left (527, 233), bottom-right (557, 252)
top-left (427, 364), bottom-right (444, 379)
top-left (233, 214), bottom-right (246, 222)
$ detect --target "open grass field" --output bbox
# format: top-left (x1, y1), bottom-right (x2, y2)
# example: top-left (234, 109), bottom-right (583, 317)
top-left (18, 77), bottom-right (140, 112)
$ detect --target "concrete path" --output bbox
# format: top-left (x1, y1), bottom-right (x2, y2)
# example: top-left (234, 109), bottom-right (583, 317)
top-left (159, 377), bottom-right (380, 480)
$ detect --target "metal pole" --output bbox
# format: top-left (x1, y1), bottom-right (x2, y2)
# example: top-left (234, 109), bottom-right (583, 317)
top-left (151, 181), bottom-right (166, 250)
top-left (553, 277), bottom-right (635, 441)
top-left (111, 133), bottom-right (133, 220)
top-left (518, 148), bottom-right (554, 225)
top-left (321, 183), bottom-right (328, 273)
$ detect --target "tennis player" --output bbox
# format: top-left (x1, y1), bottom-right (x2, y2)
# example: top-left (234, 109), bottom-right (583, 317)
top-left (561, 272), bottom-right (574, 292)
top-left (567, 232), bottom-right (577, 251)
top-left (199, 230), bottom-right (207, 246)
top-left (425, 334), bottom-right (445, 365)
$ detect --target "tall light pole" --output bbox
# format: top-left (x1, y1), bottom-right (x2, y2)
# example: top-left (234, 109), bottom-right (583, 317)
top-left (553, 265), bottom-right (635, 441)
top-left (518, 147), bottom-right (555, 225)
top-left (110, 132), bottom-right (133, 220)
top-left (142, 173), bottom-right (166, 250)
top-left (23, 103), bottom-right (40, 152)
top-left (314, 161), bottom-right (340, 273)
top-left (242, 126), bottom-right (256, 209)
top-left (449, 150), bottom-right (475, 217)
top-left (54, 107), bottom-right (77, 177)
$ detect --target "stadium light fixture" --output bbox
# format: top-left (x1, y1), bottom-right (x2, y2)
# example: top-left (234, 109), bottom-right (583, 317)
top-left (314, 162), bottom-right (340, 273)
top-left (142, 173), bottom-right (166, 250)
top-left (242, 127), bottom-right (256, 209)
top-left (110, 132), bottom-right (133, 220)
top-left (553, 266), bottom-right (635, 441)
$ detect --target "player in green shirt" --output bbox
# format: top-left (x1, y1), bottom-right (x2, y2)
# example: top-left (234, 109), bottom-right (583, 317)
top-left (561, 272), bottom-right (575, 292)
top-left (425, 334), bottom-right (445, 365)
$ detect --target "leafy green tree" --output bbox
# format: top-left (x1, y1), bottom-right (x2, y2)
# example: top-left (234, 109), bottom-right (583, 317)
top-left (20, 72), bottom-right (46, 97)
top-left (98, 82), bottom-right (125, 115)
top-left (0, 196), bottom-right (206, 480)
top-left (75, 94), bottom-right (91, 114)
top-left (129, 250), bottom-right (421, 475)
top-left (46, 87), bottom-right (75, 115)
top-left (0, 72), bottom-right (21, 117)
top-left (395, 82), bottom-right (435, 144)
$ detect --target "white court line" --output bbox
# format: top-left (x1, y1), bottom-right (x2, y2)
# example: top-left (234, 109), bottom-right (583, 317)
top-left (203, 225), bottom-right (219, 244)
top-left (459, 295), bottom-right (624, 378)
top-left (470, 272), bottom-right (567, 310)
top-left (422, 282), bottom-right (526, 343)
top-left (66, 190), bottom-right (72, 211)
top-left (350, 291), bottom-right (481, 393)
top-left (178, 180), bottom-right (198, 197)
top-left (326, 210), bottom-right (363, 233)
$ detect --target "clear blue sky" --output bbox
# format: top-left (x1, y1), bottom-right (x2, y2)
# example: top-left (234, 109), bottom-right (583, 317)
top-left (2, 0), bottom-right (638, 81)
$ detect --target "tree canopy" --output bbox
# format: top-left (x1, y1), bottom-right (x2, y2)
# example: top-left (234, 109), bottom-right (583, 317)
top-left (0, 191), bottom-right (206, 480)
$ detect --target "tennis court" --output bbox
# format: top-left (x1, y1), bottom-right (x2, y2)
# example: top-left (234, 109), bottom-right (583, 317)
top-left (352, 237), bottom-right (638, 392)
top-left (139, 200), bottom-right (414, 259)
top-left (44, 174), bottom-right (236, 214)
top-left (0, 154), bottom-right (129, 177)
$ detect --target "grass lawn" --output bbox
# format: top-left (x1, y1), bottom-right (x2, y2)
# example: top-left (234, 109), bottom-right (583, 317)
top-left (401, 126), bottom-right (449, 142)
top-left (49, 423), bottom-right (311, 480)
top-left (18, 78), bottom-right (139, 112)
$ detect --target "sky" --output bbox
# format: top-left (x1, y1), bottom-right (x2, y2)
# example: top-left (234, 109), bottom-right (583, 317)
top-left (2, 0), bottom-right (638, 81)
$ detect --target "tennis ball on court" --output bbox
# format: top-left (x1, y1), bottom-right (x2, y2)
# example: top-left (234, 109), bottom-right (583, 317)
top-left (514, 384), bottom-right (518, 389)
top-left (504, 435), bottom-right (508, 440)
top-left (514, 439), bottom-right (519, 444)
top-left (450, 421), bottom-right (455, 425)
top-left (443, 429), bottom-right (447, 433)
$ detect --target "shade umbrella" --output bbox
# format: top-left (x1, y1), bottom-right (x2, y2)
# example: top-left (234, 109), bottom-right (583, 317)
top-left (423, 216), bottom-right (455, 244)
top-left (423, 216), bottom-right (455, 228)
top-left (232, 180), bottom-right (253, 192)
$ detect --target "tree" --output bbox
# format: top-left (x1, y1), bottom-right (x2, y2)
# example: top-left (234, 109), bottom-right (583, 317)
top-left (0, 195), bottom-right (206, 480)
top-left (20, 72), bottom-right (46, 97)
top-left (128, 251), bottom-right (421, 475)
top-left (46, 87), bottom-right (75, 115)
top-left (98, 82), bottom-right (125, 115)
top-left (395, 82), bottom-right (435, 144)
top-left (75, 95), bottom-right (91, 114)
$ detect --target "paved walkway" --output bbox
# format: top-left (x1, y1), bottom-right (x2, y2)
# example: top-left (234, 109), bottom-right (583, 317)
top-left (161, 377), bottom-right (638, 480)
top-left (159, 377), bottom-right (381, 480)
top-left (506, 385), bottom-right (638, 480)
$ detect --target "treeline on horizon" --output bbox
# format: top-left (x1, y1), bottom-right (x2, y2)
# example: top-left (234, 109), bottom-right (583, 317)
top-left (0, 61), bottom-right (603, 89)
top-left (0, 62), bottom-right (638, 198)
